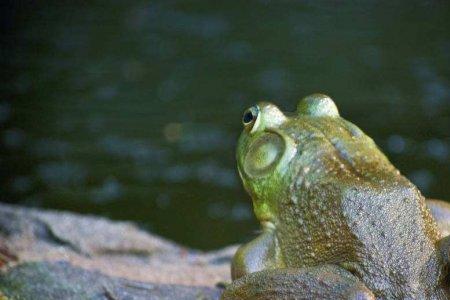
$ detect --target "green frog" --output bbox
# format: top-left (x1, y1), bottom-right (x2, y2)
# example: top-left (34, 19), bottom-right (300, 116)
top-left (222, 94), bottom-right (450, 299)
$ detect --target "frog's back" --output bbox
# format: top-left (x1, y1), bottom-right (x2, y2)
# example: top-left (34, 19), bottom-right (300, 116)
top-left (284, 115), bottom-right (448, 298)
top-left (341, 178), bottom-right (447, 299)
top-left (319, 117), bottom-right (448, 298)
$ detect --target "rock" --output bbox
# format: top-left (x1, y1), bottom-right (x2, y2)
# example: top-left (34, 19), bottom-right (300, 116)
top-left (0, 203), bottom-right (237, 299)
top-left (0, 261), bottom-right (221, 300)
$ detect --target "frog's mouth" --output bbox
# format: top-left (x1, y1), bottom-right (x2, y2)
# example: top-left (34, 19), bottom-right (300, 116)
top-left (261, 220), bottom-right (276, 231)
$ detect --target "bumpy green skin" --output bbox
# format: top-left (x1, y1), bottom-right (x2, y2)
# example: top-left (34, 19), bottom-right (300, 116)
top-left (224, 94), bottom-right (450, 299)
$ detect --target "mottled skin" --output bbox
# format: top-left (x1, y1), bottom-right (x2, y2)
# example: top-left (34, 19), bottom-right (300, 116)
top-left (222, 94), bottom-right (450, 300)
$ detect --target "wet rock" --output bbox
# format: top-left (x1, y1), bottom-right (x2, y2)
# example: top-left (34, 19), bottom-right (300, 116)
top-left (0, 203), bottom-right (236, 299)
top-left (0, 261), bottom-right (222, 300)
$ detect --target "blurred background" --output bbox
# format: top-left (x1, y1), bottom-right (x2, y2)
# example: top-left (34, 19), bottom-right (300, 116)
top-left (1, 1), bottom-right (449, 250)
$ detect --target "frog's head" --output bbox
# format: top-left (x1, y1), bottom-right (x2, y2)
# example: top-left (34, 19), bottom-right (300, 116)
top-left (236, 94), bottom-right (363, 228)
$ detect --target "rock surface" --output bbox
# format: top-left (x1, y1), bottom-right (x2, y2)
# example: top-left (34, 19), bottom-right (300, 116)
top-left (0, 203), bottom-right (236, 299)
top-left (0, 262), bottom-right (222, 300)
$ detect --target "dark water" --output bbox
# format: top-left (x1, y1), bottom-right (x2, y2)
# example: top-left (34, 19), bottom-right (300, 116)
top-left (1, 1), bottom-right (449, 250)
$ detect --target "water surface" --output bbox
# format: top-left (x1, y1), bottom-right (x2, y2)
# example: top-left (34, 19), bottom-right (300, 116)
top-left (1, 1), bottom-right (449, 249)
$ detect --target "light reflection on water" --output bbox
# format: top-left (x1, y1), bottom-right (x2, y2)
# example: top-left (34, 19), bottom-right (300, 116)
top-left (1, 1), bottom-right (449, 249)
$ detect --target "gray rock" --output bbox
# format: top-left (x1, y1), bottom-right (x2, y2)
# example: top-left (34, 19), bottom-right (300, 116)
top-left (0, 203), bottom-right (236, 299)
top-left (0, 261), bottom-right (222, 300)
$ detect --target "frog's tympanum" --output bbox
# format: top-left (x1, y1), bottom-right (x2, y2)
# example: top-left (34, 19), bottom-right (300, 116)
top-left (222, 94), bottom-right (450, 300)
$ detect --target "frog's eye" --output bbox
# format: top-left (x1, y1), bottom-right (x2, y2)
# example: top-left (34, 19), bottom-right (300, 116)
top-left (297, 94), bottom-right (339, 117)
top-left (242, 106), bottom-right (259, 129)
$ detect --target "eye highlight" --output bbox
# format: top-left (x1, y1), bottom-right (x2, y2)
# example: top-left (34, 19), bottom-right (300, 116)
top-left (242, 106), bottom-right (259, 128)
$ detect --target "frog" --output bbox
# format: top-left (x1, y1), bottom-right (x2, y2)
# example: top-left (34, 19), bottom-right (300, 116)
top-left (221, 94), bottom-right (450, 299)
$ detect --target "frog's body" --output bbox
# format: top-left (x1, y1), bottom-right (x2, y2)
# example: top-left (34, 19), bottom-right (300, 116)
top-left (223, 94), bottom-right (450, 299)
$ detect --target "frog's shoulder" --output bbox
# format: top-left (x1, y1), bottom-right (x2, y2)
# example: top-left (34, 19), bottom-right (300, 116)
top-left (341, 181), bottom-right (440, 242)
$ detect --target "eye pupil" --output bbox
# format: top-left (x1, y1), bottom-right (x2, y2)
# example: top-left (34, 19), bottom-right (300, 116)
top-left (242, 106), bottom-right (259, 128)
top-left (243, 111), bottom-right (254, 124)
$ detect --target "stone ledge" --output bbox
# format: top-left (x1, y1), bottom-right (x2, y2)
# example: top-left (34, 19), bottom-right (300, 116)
top-left (0, 203), bottom-right (236, 299)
